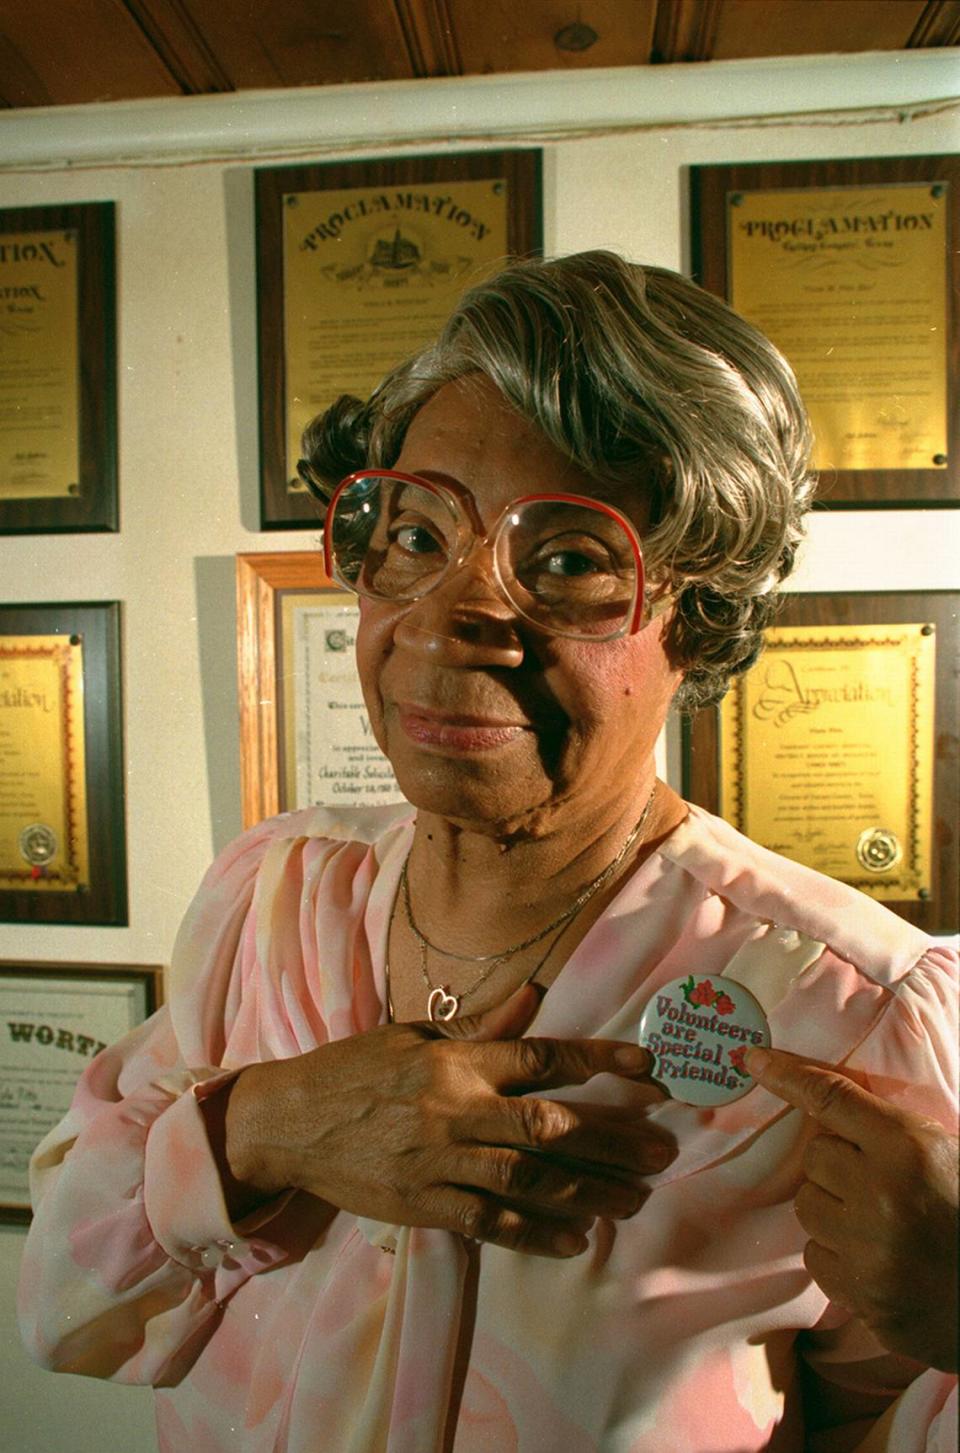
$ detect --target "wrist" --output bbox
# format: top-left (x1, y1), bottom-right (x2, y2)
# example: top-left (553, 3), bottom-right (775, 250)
top-left (206, 1064), bottom-right (291, 1216)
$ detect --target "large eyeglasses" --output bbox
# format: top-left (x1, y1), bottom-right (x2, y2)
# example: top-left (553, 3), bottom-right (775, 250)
top-left (323, 469), bottom-right (646, 641)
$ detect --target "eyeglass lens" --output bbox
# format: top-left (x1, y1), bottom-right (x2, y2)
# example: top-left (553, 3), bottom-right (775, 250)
top-left (329, 474), bottom-right (638, 638)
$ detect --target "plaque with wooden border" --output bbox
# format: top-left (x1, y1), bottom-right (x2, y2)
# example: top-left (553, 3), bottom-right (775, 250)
top-left (255, 148), bottom-right (542, 528)
top-left (0, 602), bottom-right (127, 924)
top-left (0, 202), bottom-right (118, 533)
top-left (682, 592), bottom-right (958, 934)
top-left (690, 155), bottom-right (958, 508)
top-left (237, 552), bottom-right (405, 830)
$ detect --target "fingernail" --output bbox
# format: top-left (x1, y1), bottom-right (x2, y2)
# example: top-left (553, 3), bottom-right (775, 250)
top-left (649, 1141), bottom-right (674, 1171)
top-left (614, 1046), bottom-right (649, 1071)
top-left (553, 1231), bottom-right (587, 1256)
top-left (744, 1048), bottom-right (770, 1076)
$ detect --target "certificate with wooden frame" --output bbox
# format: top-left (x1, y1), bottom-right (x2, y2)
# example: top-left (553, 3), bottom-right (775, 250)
top-left (0, 961), bottom-right (162, 1220)
top-left (255, 148), bottom-right (542, 528)
top-left (0, 602), bottom-right (127, 925)
top-left (682, 592), bottom-right (958, 934)
top-left (237, 552), bottom-right (405, 830)
top-left (690, 155), bottom-right (958, 507)
top-left (0, 202), bottom-right (117, 533)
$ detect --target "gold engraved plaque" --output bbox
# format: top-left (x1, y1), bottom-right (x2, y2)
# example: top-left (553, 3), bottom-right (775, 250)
top-left (282, 178), bottom-right (509, 490)
top-left (0, 230), bottom-right (80, 500)
top-left (729, 184), bottom-right (947, 473)
top-left (0, 635), bottom-right (89, 891)
top-left (720, 623), bottom-right (935, 900)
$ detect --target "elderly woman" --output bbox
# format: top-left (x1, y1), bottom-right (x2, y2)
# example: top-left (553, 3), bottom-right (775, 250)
top-left (19, 252), bottom-right (957, 1452)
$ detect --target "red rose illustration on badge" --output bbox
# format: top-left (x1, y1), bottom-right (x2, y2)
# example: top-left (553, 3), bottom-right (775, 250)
top-left (729, 1045), bottom-right (749, 1077)
top-left (638, 974), bottom-right (770, 1107)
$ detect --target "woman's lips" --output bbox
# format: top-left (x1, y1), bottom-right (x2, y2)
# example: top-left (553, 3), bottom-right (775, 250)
top-left (397, 706), bottom-right (532, 751)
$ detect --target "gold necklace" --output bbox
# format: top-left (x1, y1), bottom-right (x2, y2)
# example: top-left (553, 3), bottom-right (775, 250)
top-left (400, 783), bottom-right (658, 1022)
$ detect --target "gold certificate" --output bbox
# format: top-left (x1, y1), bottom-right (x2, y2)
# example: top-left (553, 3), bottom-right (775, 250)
top-left (720, 623), bottom-right (935, 900)
top-left (0, 230), bottom-right (80, 499)
top-left (0, 636), bottom-right (89, 891)
top-left (280, 593), bottom-right (405, 810)
top-left (282, 178), bottom-right (509, 489)
top-left (729, 184), bottom-right (947, 473)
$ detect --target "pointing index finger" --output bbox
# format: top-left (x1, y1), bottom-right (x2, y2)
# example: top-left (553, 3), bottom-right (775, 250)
top-left (744, 1046), bottom-right (903, 1148)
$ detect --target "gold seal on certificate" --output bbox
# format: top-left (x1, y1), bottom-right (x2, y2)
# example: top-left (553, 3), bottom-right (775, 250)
top-left (18, 823), bottom-right (58, 867)
top-left (856, 828), bottom-right (902, 873)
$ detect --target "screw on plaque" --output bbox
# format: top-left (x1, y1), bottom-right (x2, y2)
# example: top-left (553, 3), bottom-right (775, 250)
top-left (730, 193), bottom-right (744, 206)
top-left (931, 185), bottom-right (946, 199)
top-left (921, 624), bottom-right (934, 636)
top-left (933, 454), bottom-right (947, 466)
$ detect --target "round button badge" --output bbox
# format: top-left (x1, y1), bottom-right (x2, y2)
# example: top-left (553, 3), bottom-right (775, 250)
top-left (638, 974), bottom-right (771, 1106)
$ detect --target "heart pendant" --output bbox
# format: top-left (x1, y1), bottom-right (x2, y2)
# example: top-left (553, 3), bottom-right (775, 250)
top-left (427, 987), bottom-right (460, 1022)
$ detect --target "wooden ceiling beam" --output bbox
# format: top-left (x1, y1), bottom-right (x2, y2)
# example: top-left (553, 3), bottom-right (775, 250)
top-left (0, 0), bottom-right (180, 108)
top-left (122, 0), bottom-right (235, 94)
top-left (909, 0), bottom-right (960, 45)
top-left (651, 0), bottom-right (723, 63)
top-left (392, 0), bottom-right (462, 77)
top-left (0, 30), bottom-right (52, 108)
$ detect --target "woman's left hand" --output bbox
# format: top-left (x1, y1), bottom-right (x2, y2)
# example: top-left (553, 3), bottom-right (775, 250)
top-left (745, 1046), bottom-right (958, 1373)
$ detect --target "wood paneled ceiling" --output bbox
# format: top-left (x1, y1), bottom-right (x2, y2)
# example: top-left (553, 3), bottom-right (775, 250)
top-left (1, 0), bottom-right (958, 111)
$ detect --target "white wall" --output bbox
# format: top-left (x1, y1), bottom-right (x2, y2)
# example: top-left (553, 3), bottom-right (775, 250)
top-left (0, 54), bottom-right (957, 1451)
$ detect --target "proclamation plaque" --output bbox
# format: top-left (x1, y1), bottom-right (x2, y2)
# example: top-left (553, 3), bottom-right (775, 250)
top-left (0, 603), bottom-right (126, 925)
top-left (0, 203), bottom-right (117, 532)
top-left (0, 230), bottom-right (79, 501)
top-left (729, 185), bottom-right (946, 475)
top-left (256, 150), bottom-right (542, 527)
top-left (683, 592), bottom-right (958, 933)
top-left (279, 593), bottom-right (404, 810)
top-left (0, 963), bottom-right (160, 1219)
top-left (691, 156), bottom-right (959, 506)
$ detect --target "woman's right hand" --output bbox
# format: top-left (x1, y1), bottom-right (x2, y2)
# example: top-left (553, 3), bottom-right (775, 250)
top-left (223, 987), bottom-right (674, 1257)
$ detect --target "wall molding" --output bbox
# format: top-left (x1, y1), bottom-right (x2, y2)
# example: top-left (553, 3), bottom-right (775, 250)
top-left (0, 50), bottom-right (957, 170)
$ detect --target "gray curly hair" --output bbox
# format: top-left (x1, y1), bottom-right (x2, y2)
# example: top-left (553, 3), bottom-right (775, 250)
top-left (299, 250), bottom-right (815, 710)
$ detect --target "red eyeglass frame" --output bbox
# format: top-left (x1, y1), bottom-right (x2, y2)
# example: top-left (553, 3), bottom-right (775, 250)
top-left (322, 468), bottom-right (647, 638)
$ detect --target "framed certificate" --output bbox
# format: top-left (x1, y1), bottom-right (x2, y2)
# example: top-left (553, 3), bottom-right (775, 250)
top-left (0, 202), bottom-right (118, 533)
top-left (237, 552), bottom-right (405, 829)
top-left (255, 148), bottom-right (542, 527)
top-left (683, 592), bottom-right (958, 934)
top-left (0, 961), bottom-right (162, 1220)
top-left (690, 156), bottom-right (958, 507)
top-left (0, 602), bottom-right (127, 924)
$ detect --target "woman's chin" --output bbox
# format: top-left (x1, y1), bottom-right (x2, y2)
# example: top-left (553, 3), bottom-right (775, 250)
top-left (389, 756), bottom-right (554, 835)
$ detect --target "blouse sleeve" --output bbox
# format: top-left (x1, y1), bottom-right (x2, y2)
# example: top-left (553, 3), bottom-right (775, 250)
top-left (799, 946), bottom-right (959, 1453)
top-left (17, 819), bottom-right (311, 1388)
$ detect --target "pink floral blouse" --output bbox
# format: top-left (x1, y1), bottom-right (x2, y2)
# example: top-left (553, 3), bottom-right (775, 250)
top-left (18, 804), bottom-right (959, 1452)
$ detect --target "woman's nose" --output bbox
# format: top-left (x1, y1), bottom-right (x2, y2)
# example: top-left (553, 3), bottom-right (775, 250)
top-left (392, 549), bottom-right (525, 667)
